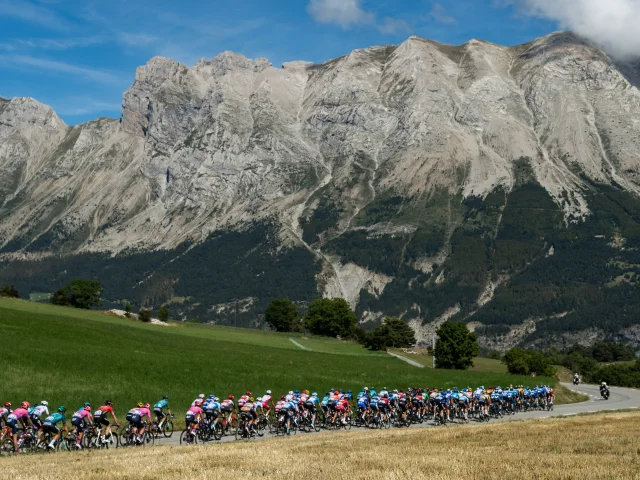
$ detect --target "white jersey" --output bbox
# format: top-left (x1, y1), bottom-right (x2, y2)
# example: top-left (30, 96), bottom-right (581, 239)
top-left (261, 394), bottom-right (272, 404)
top-left (31, 405), bottom-right (49, 418)
top-left (191, 398), bottom-right (204, 407)
top-left (379, 390), bottom-right (389, 398)
top-left (285, 394), bottom-right (294, 402)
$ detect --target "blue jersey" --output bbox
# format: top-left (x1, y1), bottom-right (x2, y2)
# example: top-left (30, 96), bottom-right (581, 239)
top-left (451, 392), bottom-right (459, 400)
top-left (44, 413), bottom-right (66, 425)
top-left (154, 399), bottom-right (169, 410)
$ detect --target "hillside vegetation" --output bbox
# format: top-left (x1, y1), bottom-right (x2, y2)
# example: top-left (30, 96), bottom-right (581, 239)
top-left (2, 411), bottom-right (638, 479)
top-left (0, 299), bottom-right (543, 420)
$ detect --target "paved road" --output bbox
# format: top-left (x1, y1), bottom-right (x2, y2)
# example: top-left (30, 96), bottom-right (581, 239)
top-left (152, 383), bottom-right (640, 447)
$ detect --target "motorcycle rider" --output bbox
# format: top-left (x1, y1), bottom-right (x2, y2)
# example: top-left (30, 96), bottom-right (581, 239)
top-left (573, 373), bottom-right (579, 385)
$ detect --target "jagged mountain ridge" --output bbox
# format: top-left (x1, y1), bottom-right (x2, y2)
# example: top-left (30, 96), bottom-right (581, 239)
top-left (2, 31), bottom-right (640, 350)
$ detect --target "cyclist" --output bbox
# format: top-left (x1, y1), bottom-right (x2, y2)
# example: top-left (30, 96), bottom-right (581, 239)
top-left (305, 392), bottom-right (320, 426)
top-left (240, 397), bottom-right (258, 433)
top-left (259, 390), bottom-right (275, 414)
top-left (153, 395), bottom-right (173, 430)
top-left (220, 395), bottom-right (235, 432)
top-left (43, 406), bottom-right (69, 450)
top-left (126, 402), bottom-right (152, 444)
top-left (6, 402), bottom-right (33, 454)
top-left (185, 403), bottom-right (203, 435)
top-left (191, 394), bottom-right (205, 407)
top-left (202, 395), bottom-right (221, 426)
top-left (28, 400), bottom-right (49, 442)
top-left (71, 405), bottom-right (93, 449)
top-left (0, 402), bottom-right (12, 429)
top-left (238, 391), bottom-right (252, 410)
top-left (94, 400), bottom-right (120, 444)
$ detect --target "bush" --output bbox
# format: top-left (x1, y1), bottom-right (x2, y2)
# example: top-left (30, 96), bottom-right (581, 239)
top-left (264, 299), bottom-right (300, 332)
top-left (125, 302), bottom-right (132, 318)
top-left (50, 280), bottom-right (102, 309)
top-left (139, 309), bottom-right (152, 323)
top-left (158, 305), bottom-right (169, 322)
top-left (434, 321), bottom-right (480, 370)
top-left (363, 317), bottom-right (417, 351)
top-left (503, 347), bottom-right (556, 376)
top-left (305, 298), bottom-right (357, 338)
top-left (487, 350), bottom-right (502, 361)
top-left (0, 284), bottom-right (20, 298)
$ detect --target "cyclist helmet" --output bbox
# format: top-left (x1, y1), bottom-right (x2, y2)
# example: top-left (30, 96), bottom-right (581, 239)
top-left (163, 395), bottom-right (169, 400)
top-left (41, 400), bottom-right (48, 406)
top-left (145, 403), bottom-right (150, 408)
top-left (58, 406), bottom-right (66, 413)
top-left (266, 390), bottom-right (272, 395)
top-left (305, 390), bottom-right (309, 395)
top-left (312, 392), bottom-right (318, 396)
top-left (84, 405), bottom-right (91, 412)
top-left (199, 393), bottom-right (205, 399)
top-left (214, 397), bottom-right (220, 402)
top-left (339, 389), bottom-right (344, 394)
top-left (363, 387), bottom-right (369, 392)
top-left (106, 400), bottom-right (113, 406)
top-left (228, 395), bottom-right (234, 400)
top-left (137, 402), bottom-right (144, 408)
top-left (21, 401), bottom-right (30, 409)
top-left (288, 391), bottom-right (294, 395)
top-left (281, 395), bottom-right (286, 400)
top-left (347, 389), bottom-right (352, 393)
top-left (249, 397), bottom-right (254, 402)
top-left (294, 390), bottom-right (300, 394)
top-left (393, 389), bottom-right (398, 393)
top-left (4, 402), bottom-right (11, 408)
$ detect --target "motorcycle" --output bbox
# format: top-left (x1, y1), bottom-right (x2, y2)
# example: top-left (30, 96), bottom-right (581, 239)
top-left (572, 377), bottom-right (579, 386)
top-left (600, 386), bottom-right (610, 400)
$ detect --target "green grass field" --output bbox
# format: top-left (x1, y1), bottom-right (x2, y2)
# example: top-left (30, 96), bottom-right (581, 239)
top-left (1, 298), bottom-right (554, 422)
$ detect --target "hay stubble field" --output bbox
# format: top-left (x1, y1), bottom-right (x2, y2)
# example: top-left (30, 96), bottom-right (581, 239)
top-left (1, 411), bottom-right (639, 479)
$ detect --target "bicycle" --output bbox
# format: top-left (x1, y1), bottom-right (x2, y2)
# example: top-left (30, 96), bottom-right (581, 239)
top-left (150, 416), bottom-right (174, 439)
top-left (119, 423), bottom-right (154, 447)
top-left (85, 423), bottom-right (119, 449)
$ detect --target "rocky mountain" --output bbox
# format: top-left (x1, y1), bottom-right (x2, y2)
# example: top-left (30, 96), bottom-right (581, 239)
top-left (2, 31), bottom-right (640, 351)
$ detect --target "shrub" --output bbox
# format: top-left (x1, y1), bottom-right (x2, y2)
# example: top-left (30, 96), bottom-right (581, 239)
top-left (50, 280), bottom-right (102, 310)
top-left (139, 309), bottom-right (152, 323)
top-left (158, 305), bottom-right (169, 322)
top-left (0, 284), bottom-right (20, 298)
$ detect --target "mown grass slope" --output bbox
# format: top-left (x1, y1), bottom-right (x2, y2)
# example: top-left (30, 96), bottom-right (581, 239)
top-left (1, 299), bottom-right (549, 418)
top-left (2, 411), bottom-right (638, 479)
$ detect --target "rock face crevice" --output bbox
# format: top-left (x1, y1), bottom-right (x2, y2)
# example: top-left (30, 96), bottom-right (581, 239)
top-left (2, 32), bottom-right (640, 344)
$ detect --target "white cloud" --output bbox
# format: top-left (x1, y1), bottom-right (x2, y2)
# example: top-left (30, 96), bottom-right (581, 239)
top-left (514, 0), bottom-right (640, 58)
top-left (0, 0), bottom-right (72, 31)
top-left (117, 32), bottom-right (160, 47)
top-left (307, 0), bottom-right (375, 29)
top-left (429, 3), bottom-right (456, 24)
top-left (0, 55), bottom-right (126, 85)
top-left (378, 17), bottom-right (412, 35)
top-left (307, 0), bottom-right (411, 34)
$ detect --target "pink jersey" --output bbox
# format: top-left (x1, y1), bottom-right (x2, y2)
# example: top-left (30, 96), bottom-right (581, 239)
top-left (188, 406), bottom-right (202, 415)
top-left (72, 409), bottom-right (91, 420)
top-left (11, 408), bottom-right (29, 420)
top-left (136, 407), bottom-right (151, 418)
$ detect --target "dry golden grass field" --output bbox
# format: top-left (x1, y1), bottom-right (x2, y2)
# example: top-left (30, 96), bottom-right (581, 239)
top-left (2, 411), bottom-right (639, 480)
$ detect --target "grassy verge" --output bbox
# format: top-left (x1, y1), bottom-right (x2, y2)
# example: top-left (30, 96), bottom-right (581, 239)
top-left (2, 411), bottom-right (638, 479)
top-left (554, 383), bottom-right (589, 404)
top-left (0, 299), bottom-right (546, 425)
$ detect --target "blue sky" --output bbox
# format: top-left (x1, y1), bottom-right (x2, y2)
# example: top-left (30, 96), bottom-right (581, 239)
top-left (0, 0), bottom-right (561, 125)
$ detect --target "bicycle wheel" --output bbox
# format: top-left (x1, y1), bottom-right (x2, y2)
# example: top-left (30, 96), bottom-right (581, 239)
top-left (234, 421), bottom-right (243, 441)
top-left (179, 429), bottom-right (197, 445)
top-left (256, 418), bottom-right (266, 437)
top-left (163, 419), bottom-right (174, 438)
top-left (0, 438), bottom-right (14, 456)
top-left (144, 431), bottom-right (155, 447)
top-left (119, 431), bottom-right (131, 448)
top-left (212, 422), bottom-right (223, 441)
